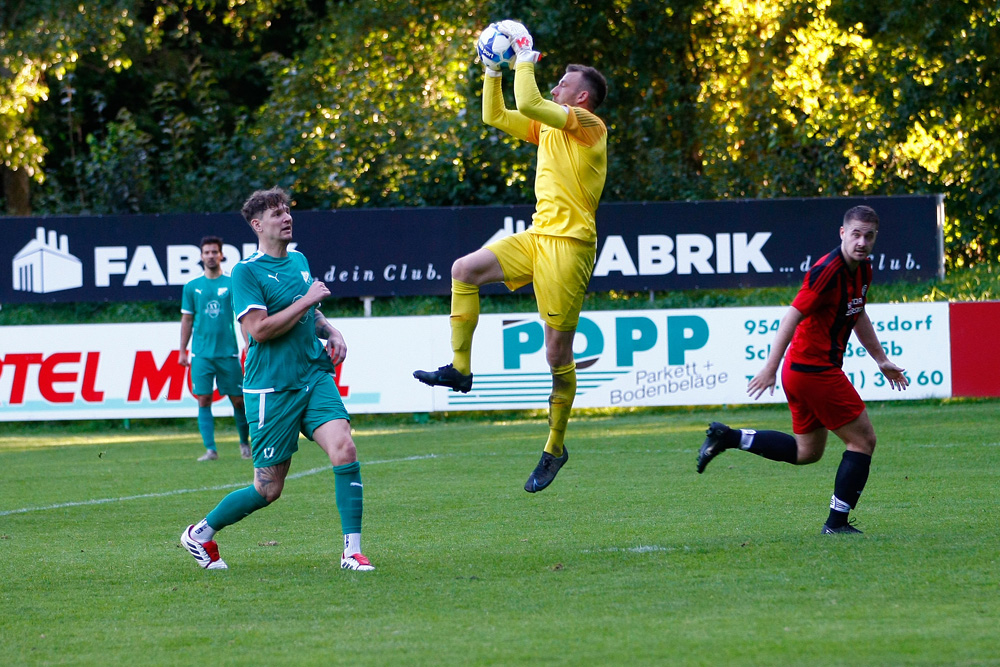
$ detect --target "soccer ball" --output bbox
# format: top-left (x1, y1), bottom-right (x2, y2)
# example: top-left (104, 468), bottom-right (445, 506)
top-left (477, 24), bottom-right (516, 69)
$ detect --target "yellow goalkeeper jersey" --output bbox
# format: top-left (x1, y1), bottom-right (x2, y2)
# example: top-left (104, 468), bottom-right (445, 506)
top-left (483, 64), bottom-right (608, 243)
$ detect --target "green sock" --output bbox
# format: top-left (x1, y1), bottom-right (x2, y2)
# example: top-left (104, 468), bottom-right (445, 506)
top-left (205, 485), bottom-right (270, 530)
top-left (450, 279), bottom-right (480, 375)
top-left (197, 405), bottom-right (216, 450)
top-left (234, 408), bottom-right (250, 444)
top-left (544, 362), bottom-right (577, 457)
top-left (333, 461), bottom-right (363, 535)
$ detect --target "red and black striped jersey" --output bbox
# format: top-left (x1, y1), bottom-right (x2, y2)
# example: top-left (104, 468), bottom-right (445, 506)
top-left (788, 247), bottom-right (872, 370)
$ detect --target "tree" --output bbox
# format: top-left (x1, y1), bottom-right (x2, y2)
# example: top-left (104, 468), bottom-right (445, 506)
top-left (828, 0), bottom-right (1000, 266)
top-left (1, 1), bottom-right (137, 213)
top-left (237, 0), bottom-right (537, 209)
top-left (6, 0), bottom-right (1000, 267)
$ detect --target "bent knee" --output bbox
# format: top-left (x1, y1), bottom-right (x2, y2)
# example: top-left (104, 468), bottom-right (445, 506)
top-left (257, 486), bottom-right (283, 503)
top-left (546, 350), bottom-right (573, 369)
top-left (796, 450), bottom-right (824, 465)
top-left (338, 439), bottom-right (358, 462)
top-left (253, 479), bottom-right (285, 503)
top-left (452, 256), bottom-right (473, 283)
top-left (850, 435), bottom-right (877, 456)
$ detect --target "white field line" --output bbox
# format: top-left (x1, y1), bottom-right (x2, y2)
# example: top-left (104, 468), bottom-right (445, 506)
top-left (0, 454), bottom-right (440, 517)
top-left (581, 545), bottom-right (675, 553)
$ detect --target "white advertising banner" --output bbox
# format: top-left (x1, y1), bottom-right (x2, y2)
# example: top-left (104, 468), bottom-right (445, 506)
top-left (0, 302), bottom-right (950, 421)
top-left (427, 302), bottom-right (951, 411)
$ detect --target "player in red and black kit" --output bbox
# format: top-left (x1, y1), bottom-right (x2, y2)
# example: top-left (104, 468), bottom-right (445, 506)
top-left (696, 205), bottom-right (909, 534)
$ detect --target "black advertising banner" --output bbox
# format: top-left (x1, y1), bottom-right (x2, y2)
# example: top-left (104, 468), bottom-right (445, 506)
top-left (1, 195), bottom-right (942, 304)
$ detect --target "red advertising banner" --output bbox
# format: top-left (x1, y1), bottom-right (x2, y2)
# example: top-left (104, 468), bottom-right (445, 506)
top-left (949, 301), bottom-right (1000, 397)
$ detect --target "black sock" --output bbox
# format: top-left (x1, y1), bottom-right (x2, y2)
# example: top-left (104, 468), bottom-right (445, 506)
top-left (826, 450), bottom-right (872, 527)
top-left (744, 429), bottom-right (798, 464)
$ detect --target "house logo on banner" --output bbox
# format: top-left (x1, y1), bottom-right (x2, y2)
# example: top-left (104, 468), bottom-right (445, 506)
top-left (481, 216), bottom-right (529, 247)
top-left (13, 227), bottom-right (83, 294)
top-left (6, 221), bottom-right (258, 301)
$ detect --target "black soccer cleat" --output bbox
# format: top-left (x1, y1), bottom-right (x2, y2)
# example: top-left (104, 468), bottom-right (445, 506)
top-left (697, 421), bottom-right (734, 474)
top-left (524, 446), bottom-right (569, 493)
top-left (821, 521), bottom-right (863, 535)
top-left (413, 364), bottom-right (473, 393)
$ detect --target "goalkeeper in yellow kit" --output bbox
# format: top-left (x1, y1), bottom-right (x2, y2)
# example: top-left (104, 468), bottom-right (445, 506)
top-left (414, 20), bottom-right (608, 493)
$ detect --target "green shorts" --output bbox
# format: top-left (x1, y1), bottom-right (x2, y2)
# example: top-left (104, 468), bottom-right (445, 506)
top-left (190, 355), bottom-right (243, 397)
top-left (487, 231), bottom-right (596, 332)
top-left (243, 372), bottom-right (350, 468)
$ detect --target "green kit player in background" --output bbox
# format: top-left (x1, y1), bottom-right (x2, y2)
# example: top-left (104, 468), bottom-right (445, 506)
top-left (181, 187), bottom-right (374, 572)
top-left (179, 235), bottom-right (251, 461)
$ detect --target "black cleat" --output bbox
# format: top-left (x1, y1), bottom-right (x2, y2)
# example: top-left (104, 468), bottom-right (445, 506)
top-left (524, 446), bottom-right (569, 493)
top-left (821, 521), bottom-right (863, 535)
top-left (413, 364), bottom-right (473, 393)
top-left (697, 421), bottom-right (734, 474)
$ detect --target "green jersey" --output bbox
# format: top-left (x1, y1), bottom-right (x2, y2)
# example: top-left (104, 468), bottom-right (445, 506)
top-left (181, 274), bottom-right (239, 358)
top-left (232, 250), bottom-right (335, 391)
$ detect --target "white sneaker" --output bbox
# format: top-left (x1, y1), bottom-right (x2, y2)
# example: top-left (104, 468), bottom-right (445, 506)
top-left (197, 450), bottom-right (219, 461)
top-left (240, 443), bottom-right (252, 460)
top-left (341, 552), bottom-right (374, 571)
top-left (180, 525), bottom-right (228, 569)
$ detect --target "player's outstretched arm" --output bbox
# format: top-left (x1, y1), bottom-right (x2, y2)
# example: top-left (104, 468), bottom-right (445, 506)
top-left (513, 63), bottom-right (569, 129)
top-left (853, 311), bottom-right (909, 391)
top-left (492, 20), bottom-right (568, 130)
top-left (747, 306), bottom-right (803, 400)
top-left (876, 359), bottom-right (909, 390)
top-left (746, 367), bottom-right (778, 401)
top-left (482, 68), bottom-right (532, 140)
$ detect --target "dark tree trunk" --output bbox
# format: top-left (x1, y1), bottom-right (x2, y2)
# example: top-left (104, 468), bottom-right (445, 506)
top-left (2, 166), bottom-right (31, 216)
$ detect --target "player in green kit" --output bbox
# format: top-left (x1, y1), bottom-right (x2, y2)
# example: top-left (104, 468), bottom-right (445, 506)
top-left (179, 236), bottom-right (251, 461)
top-left (181, 187), bottom-right (373, 571)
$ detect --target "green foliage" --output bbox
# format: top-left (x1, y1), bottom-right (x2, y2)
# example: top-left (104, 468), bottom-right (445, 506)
top-left (0, 1), bottom-right (136, 181)
top-left (0, 300), bottom-right (179, 326)
top-left (5, 1), bottom-right (1000, 265)
top-left (827, 0), bottom-right (1000, 268)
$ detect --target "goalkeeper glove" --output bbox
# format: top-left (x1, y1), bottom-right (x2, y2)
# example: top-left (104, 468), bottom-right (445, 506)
top-left (496, 20), bottom-right (533, 53)
top-left (515, 50), bottom-right (542, 64)
top-left (497, 20), bottom-right (541, 64)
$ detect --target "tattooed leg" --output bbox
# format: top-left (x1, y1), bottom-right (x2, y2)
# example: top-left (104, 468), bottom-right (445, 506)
top-left (254, 459), bottom-right (292, 503)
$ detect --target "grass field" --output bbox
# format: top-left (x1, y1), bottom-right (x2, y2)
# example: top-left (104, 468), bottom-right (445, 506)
top-left (1, 401), bottom-right (998, 665)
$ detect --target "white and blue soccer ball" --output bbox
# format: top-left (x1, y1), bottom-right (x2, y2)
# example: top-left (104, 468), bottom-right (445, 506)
top-left (477, 24), bottom-right (516, 69)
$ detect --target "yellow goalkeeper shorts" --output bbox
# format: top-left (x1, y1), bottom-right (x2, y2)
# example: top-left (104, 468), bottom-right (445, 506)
top-left (486, 231), bottom-right (596, 332)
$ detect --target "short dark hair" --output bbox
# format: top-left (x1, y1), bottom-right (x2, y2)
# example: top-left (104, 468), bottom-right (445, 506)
top-left (566, 64), bottom-right (607, 110)
top-left (843, 205), bottom-right (879, 228)
top-left (241, 187), bottom-right (290, 226)
top-left (199, 235), bottom-right (223, 251)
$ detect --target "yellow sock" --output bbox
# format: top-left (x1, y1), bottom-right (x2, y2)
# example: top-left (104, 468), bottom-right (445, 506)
top-left (450, 279), bottom-right (479, 375)
top-left (543, 362), bottom-right (576, 456)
